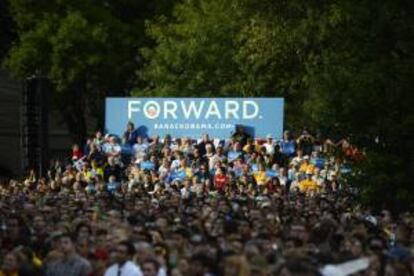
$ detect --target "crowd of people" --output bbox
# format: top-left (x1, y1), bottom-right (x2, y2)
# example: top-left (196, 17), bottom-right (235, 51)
top-left (0, 124), bottom-right (413, 276)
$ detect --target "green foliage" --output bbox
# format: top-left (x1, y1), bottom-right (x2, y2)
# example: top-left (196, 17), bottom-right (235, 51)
top-left (139, 0), bottom-right (250, 97)
top-left (4, 0), bottom-right (174, 142)
top-left (138, 0), bottom-right (414, 210)
top-left (0, 0), bottom-right (16, 60)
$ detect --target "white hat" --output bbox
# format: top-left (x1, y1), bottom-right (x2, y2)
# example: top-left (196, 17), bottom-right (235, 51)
top-left (266, 134), bottom-right (273, 139)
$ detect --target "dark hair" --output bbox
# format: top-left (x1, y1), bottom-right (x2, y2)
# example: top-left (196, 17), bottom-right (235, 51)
top-left (60, 232), bottom-right (76, 242)
top-left (76, 222), bottom-right (91, 237)
top-left (277, 258), bottom-right (319, 275)
top-left (143, 257), bottom-right (160, 271)
top-left (271, 177), bottom-right (281, 185)
top-left (127, 122), bottom-right (135, 128)
top-left (119, 240), bottom-right (136, 256)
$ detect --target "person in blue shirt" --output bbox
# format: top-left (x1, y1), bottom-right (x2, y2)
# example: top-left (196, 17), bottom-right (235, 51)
top-left (106, 175), bottom-right (120, 194)
top-left (194, 164), bottom-right (211, 183)
top-left (279, 130), bottom-right (296, 157)
top-left (85, 181), bottom-right (96, 194)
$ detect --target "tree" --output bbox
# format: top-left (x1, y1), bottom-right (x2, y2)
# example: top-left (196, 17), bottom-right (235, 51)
top-left (137, 0), bottom-right (352, 128)
top-left (138, 0), bottom-right (414, 210)
top-left (138, 0), bottom-right (250, 97)
top-left (4, 0), bottom-right (174, 144)
top-left (0, 0), bottom-right (16, 60)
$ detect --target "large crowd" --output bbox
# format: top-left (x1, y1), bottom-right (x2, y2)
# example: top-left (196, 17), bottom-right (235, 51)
top-left (0, 124), bottom-right (413, 276)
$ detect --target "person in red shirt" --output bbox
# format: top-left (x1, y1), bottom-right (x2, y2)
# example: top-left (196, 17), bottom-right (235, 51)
top-left (267, 176), bottom-right (282, 194)
top-left (72, 144), bottom-right (83, 161)
top-left (338, 138), bottom-right (363, 161)
top-left (214, 167), bottom-right (228, 193)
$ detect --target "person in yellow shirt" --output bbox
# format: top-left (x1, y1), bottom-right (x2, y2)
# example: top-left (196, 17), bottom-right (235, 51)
top-left (254, 139), bottom-right (263, 152)
top-left (179, 159), bottom-right (193, 178)
top-left (299, 171), bottom-right (320, 193)
top-left (91, 160), bottom-right (105, 179)
top-left (253, 163), bottom-right (269, 186)
top-left (81, 164), bottom-right (94, 182)
top-left (243, 138), bottom-right (255, 153)
top-left (299, 156), bottom-right (315, 175)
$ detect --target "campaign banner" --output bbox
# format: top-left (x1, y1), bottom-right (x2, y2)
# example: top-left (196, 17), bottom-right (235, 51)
top-left (105, 98), bottom-right (284, 139)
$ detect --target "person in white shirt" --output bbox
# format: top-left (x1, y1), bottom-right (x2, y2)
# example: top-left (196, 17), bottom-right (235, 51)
top-left (180, 178), bottom-right (191, 199)
top-left (105, 241), bottom-right (142, 276)
top-left (312, 167), bottom-right (325, 188)
top-left (133, 136), bottom-right (149, 164)
top-left (278, 167), bottom-right (289, 187)
top-left (103, 136), bottom-right (122, 164)
top-left (209, 146), bottom-right (226, 170)
top-left (290, 149), bottom-right (304, 167)
top-left (263, 134), bottom-right (275, 155)
top-left (158, 159), bottom-right (170, 180)
top-left (170, 154), bottom-right (181, 171)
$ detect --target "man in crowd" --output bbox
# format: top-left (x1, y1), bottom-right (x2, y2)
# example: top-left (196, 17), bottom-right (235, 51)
top-left (104, 241), bottom-right (142, 276)
top-left (141, 258), bottom-right (160, 276)
top-left (45, 234), bottom-right (92, 276)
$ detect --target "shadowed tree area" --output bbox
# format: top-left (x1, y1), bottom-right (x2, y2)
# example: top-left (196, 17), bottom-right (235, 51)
top-left (3, 0), bottom-right (174, 144)
top-left (136, 0), bottom-right (414, 211)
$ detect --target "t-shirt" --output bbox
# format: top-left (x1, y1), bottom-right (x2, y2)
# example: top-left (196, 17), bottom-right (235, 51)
top-left (279, 176), bottom-right (288, 186)
top-left (263, 142), bottom-right (275, 155)
top-left (140, 161), bottom-right (155, 170)
top-left (228, 151), bottom-right (242, 162)
top-left (299, 179), bottom-right (320, 193)
top-left (133, 143), bottom-right (148, 156)
top-left (299, 163), bottom-right (315, 174)
top-left (45, 254), bottom-right (92, 276)
top-left (290, 156), bottom-right (303, 167)
top-left (279, 140), bottom-right (296, 156)
top-left (180, 187), bottom-right (191, 199)
top-left (85, 184), bottom-right (96, 193)
top-left (72, 149), bottom-right (83, 160)
top-left (104, 261), bottom-right (142, 276)
top-left (107, 181), bottom-right (120, 193)
top-left (214, 174), bottom-right (228, 191)
top-left (183, 167), bottom-right (193, 178)
top-left (92, 167), bottom-right (104, 178)
top-left (253, 171), bottom-right (269, 186)
top-left (104, 144), bottom-right (121, 155)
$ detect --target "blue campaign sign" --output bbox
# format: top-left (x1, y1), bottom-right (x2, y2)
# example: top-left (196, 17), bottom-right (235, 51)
top-left (140, 161), bottom-right (155, 170)
top-left (169, 169), bottom-right (187, 182)
top-left (311, 158), bottom-right (325, 169)
top-left (106, 98), bottom-right (284, 139)
top-left (228, 151), bottom-right (242, 162)
top-left (266, 170), bottom-right (279, 177)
